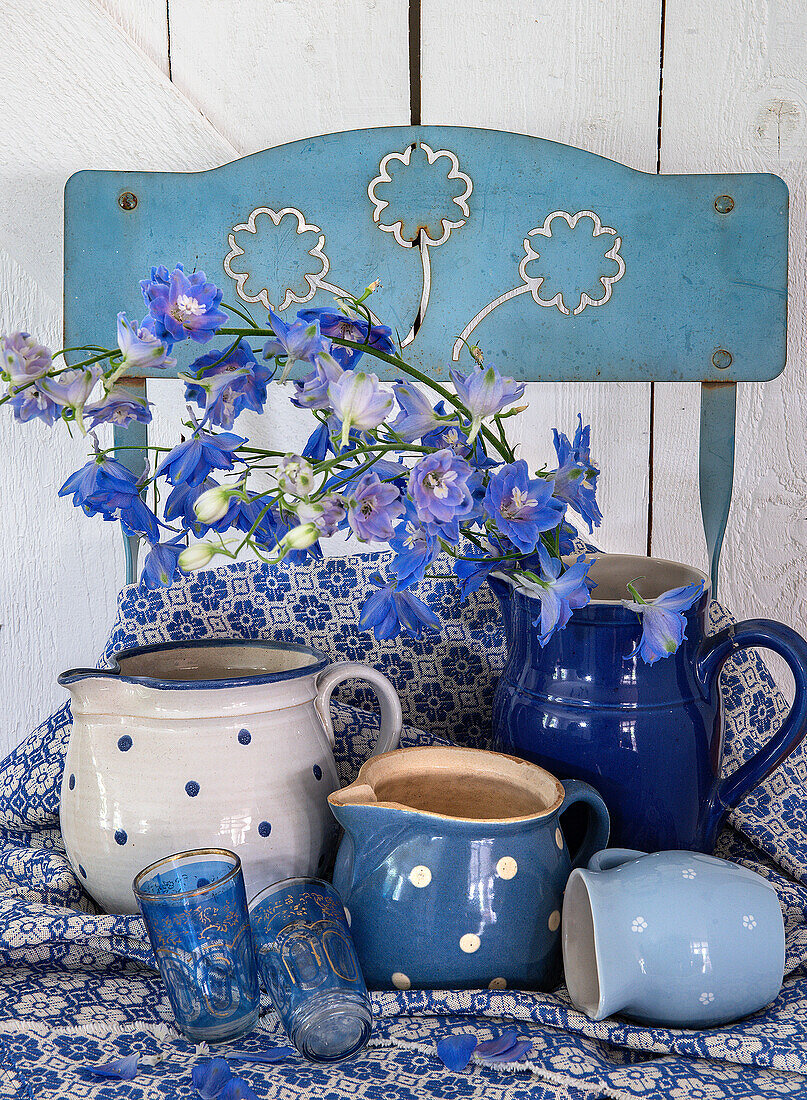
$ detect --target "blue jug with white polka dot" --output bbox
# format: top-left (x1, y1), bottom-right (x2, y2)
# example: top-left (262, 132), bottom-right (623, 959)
top-left (328, 745), bottom-right (609, 991)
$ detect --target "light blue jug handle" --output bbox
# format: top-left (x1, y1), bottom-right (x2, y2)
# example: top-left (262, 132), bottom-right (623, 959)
top-left (587, 848), bottom-right (645, 872)
top-left (696, 618), bottom-right (807, 844)
top-left (314, 661), bottom-right (403, 757)
top-left (558, 779), bottom-right (611, 870)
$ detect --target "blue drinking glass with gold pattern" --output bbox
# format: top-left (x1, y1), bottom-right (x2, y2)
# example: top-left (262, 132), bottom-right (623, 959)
top-left (133, 848), bottom-right (260, 1043)
top-left (249, 878), bottom-right (371, 1062)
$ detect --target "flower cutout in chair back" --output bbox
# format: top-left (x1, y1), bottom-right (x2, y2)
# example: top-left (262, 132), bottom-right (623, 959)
top-left (368, 142), bottom-right (473, 344)
top-left (224, 206), bottom-right (351, 313)
top-left (453, 209), bottom-right (626, 358)
top-left (520, 210), bottom-right (625, 316)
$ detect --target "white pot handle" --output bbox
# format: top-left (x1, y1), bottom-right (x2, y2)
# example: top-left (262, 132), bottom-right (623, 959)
top-left (314, 662), bottom-right (403, 756)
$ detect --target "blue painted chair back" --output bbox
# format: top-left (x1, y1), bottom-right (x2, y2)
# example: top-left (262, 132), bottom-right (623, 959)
top-left (63, 126), bottom-right (789, 591)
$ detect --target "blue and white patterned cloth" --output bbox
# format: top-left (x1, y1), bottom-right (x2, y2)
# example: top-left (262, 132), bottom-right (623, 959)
top-left (1, 553), bottom-right (807, 1099)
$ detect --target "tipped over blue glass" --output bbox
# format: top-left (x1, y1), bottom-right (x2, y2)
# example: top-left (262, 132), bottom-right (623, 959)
top-left (133, 848), bottom-right (260, 1043)
top-left (249, 878), bottom-right (371, 1063)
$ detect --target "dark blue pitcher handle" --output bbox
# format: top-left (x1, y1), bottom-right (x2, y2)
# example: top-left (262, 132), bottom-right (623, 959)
top-left (697, 619), bottom-right (807, 825)
top-left (558, 779), bottom-right (611, 870)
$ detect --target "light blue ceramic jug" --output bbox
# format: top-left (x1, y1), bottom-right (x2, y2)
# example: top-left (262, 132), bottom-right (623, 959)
top-left (328, 746), bottom-right (609, 991)
top-left (562, 848), bottom-right (785, 1027)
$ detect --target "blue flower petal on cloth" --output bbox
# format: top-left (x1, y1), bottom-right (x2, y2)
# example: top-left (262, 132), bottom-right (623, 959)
top-left (228, 1047), bottom-right (297, 1064)
top-left (219, 1077), bottom-right (260, 1100)
top-left (192, 1057), bottom-right (233, 1097)
top-left (86, 1053), bottom-right (139, 1079)
top-left (436, 1033), bottom-right (478, 1071)
top-left (477, 1039), bottom-right (533, 1064)
top-left (475, 1030), bottom-right (519, 1058)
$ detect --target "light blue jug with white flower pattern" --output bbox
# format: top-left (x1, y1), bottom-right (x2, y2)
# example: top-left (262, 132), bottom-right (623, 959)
top-left (563, 848), bottom-right (785, 1027)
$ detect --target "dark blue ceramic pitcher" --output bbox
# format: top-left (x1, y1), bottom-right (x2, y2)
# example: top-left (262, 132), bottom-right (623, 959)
top-left (491, 554), bottom-right (807, 853)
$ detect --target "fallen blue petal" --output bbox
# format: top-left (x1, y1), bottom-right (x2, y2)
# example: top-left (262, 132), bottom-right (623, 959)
top-left (228, 1047), bottom-right (297, 1064)
top-left (477, 1039), bottom-right (534, 1064)
top-left (436, 1033), bottom-right (478, 1071)
top-left (475, 1030), bottom-right (518, 1058)
top-left (220, 1077), bottom-right (260, 1100)
top-left (87, 1053), bottom-right (139, 1079)
top-left (193, 1056), bottom-right (233, 1098)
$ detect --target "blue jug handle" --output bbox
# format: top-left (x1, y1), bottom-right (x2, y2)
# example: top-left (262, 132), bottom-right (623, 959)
top-left (558, 779), bottom-right (611, 870)
top-left (696, 618), bottom-right (807, 838)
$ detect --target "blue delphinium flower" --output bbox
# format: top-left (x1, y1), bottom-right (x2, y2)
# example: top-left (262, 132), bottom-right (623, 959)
top-left (231, 491), bottom-right (279, 546)
top-left (359, 573), bottom-right (440, 640)
top-left (291, 351), bottom-right (343, 410)
top-left (60, 455), bottom-right (140, 516)
top-left (329, 370), bottom-right (393, 447)
top-left (164, 479), bottom-right (214, 535)
top-left (263, 309), bottom-right (327, 383)
top-left (449, 362), bottom-right (526, 443)
top-left (1, 332), bottom-right (52, 384)
top-left (7, 380), bottom-right (62, 425)
top-left (156, 430), bottom-right (245, 487)
top-left (347, 473), bottom-right (404, 542)
top-left (551, 416), bottom-right (603, 532)
top-left (84, 386), bottom-right (152, 429)
top-left (624, 580), bottom-right (705, 664)
top-left (140, 263), bottom-right (227, 345)
top-left (184, 341), bottom-right (272, 429)
top-left (422, 417), bottom-right (497, 470)
top-left (452, 544), bottom-right (504, 599)
top-left (408, 448), bottom-right (474, 540)
top-left (301, 420), bottom-right (331, 461)
top-left (484, 460), bottom-right (565, 553)
top-left (86, 1053), bottom-right (139, 1080)
top-left (297, 306), bottom-right (395, 367)
top-left (524, 547), bottom-right (593, 644)
top-left (116, 313), bottom-right (176, 373)
top-left (389, 382), bottom-right (443, 442)
top-left (41, 366), bottom-right (103, 422)
top-left (140, 539), bottom-right (185, 589)
top-left (389, 502), bottom-right (438, 588)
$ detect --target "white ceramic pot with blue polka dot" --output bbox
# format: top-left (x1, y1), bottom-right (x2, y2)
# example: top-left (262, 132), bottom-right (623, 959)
top-left (328, 746), bottom-right (609, 991)
top-left (562, 849), bottom-right (785, 1026)
top-left (58, 640), bottom-right (402, 914)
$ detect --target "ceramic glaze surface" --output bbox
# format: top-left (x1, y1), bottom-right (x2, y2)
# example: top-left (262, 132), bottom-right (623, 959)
top-left (59, 640), bottom-right (402, 914)
top-left (562, 848), bottom-right (785, 1027)
top-left (328, 746), bottom-right (609, 991)
top-left (491, 554), bottom-right (807, 853)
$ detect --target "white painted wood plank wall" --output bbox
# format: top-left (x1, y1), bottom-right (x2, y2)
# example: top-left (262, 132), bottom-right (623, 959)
top-left (0, 0), bottom-right (804, 755)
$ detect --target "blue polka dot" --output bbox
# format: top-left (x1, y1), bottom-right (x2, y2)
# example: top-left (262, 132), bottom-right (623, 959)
top-left (196, 877), bottom-right (211, 889)
top-left (78, 865), bottom-right (87, 879)
top-left (117, 735), bottom-right (133, 752)
top-left (114, 830), bottom-right (127, 846)
top-left (313, 764), bottom-right (323, 781)
top-left (238, 729), bottom-right (251, 745)
top-left (258, 821), bottom-right (272, 837)
top-left (185, 781), bottom-right (200, 797)
top-left (68, 774), bottom-right (75, 791)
